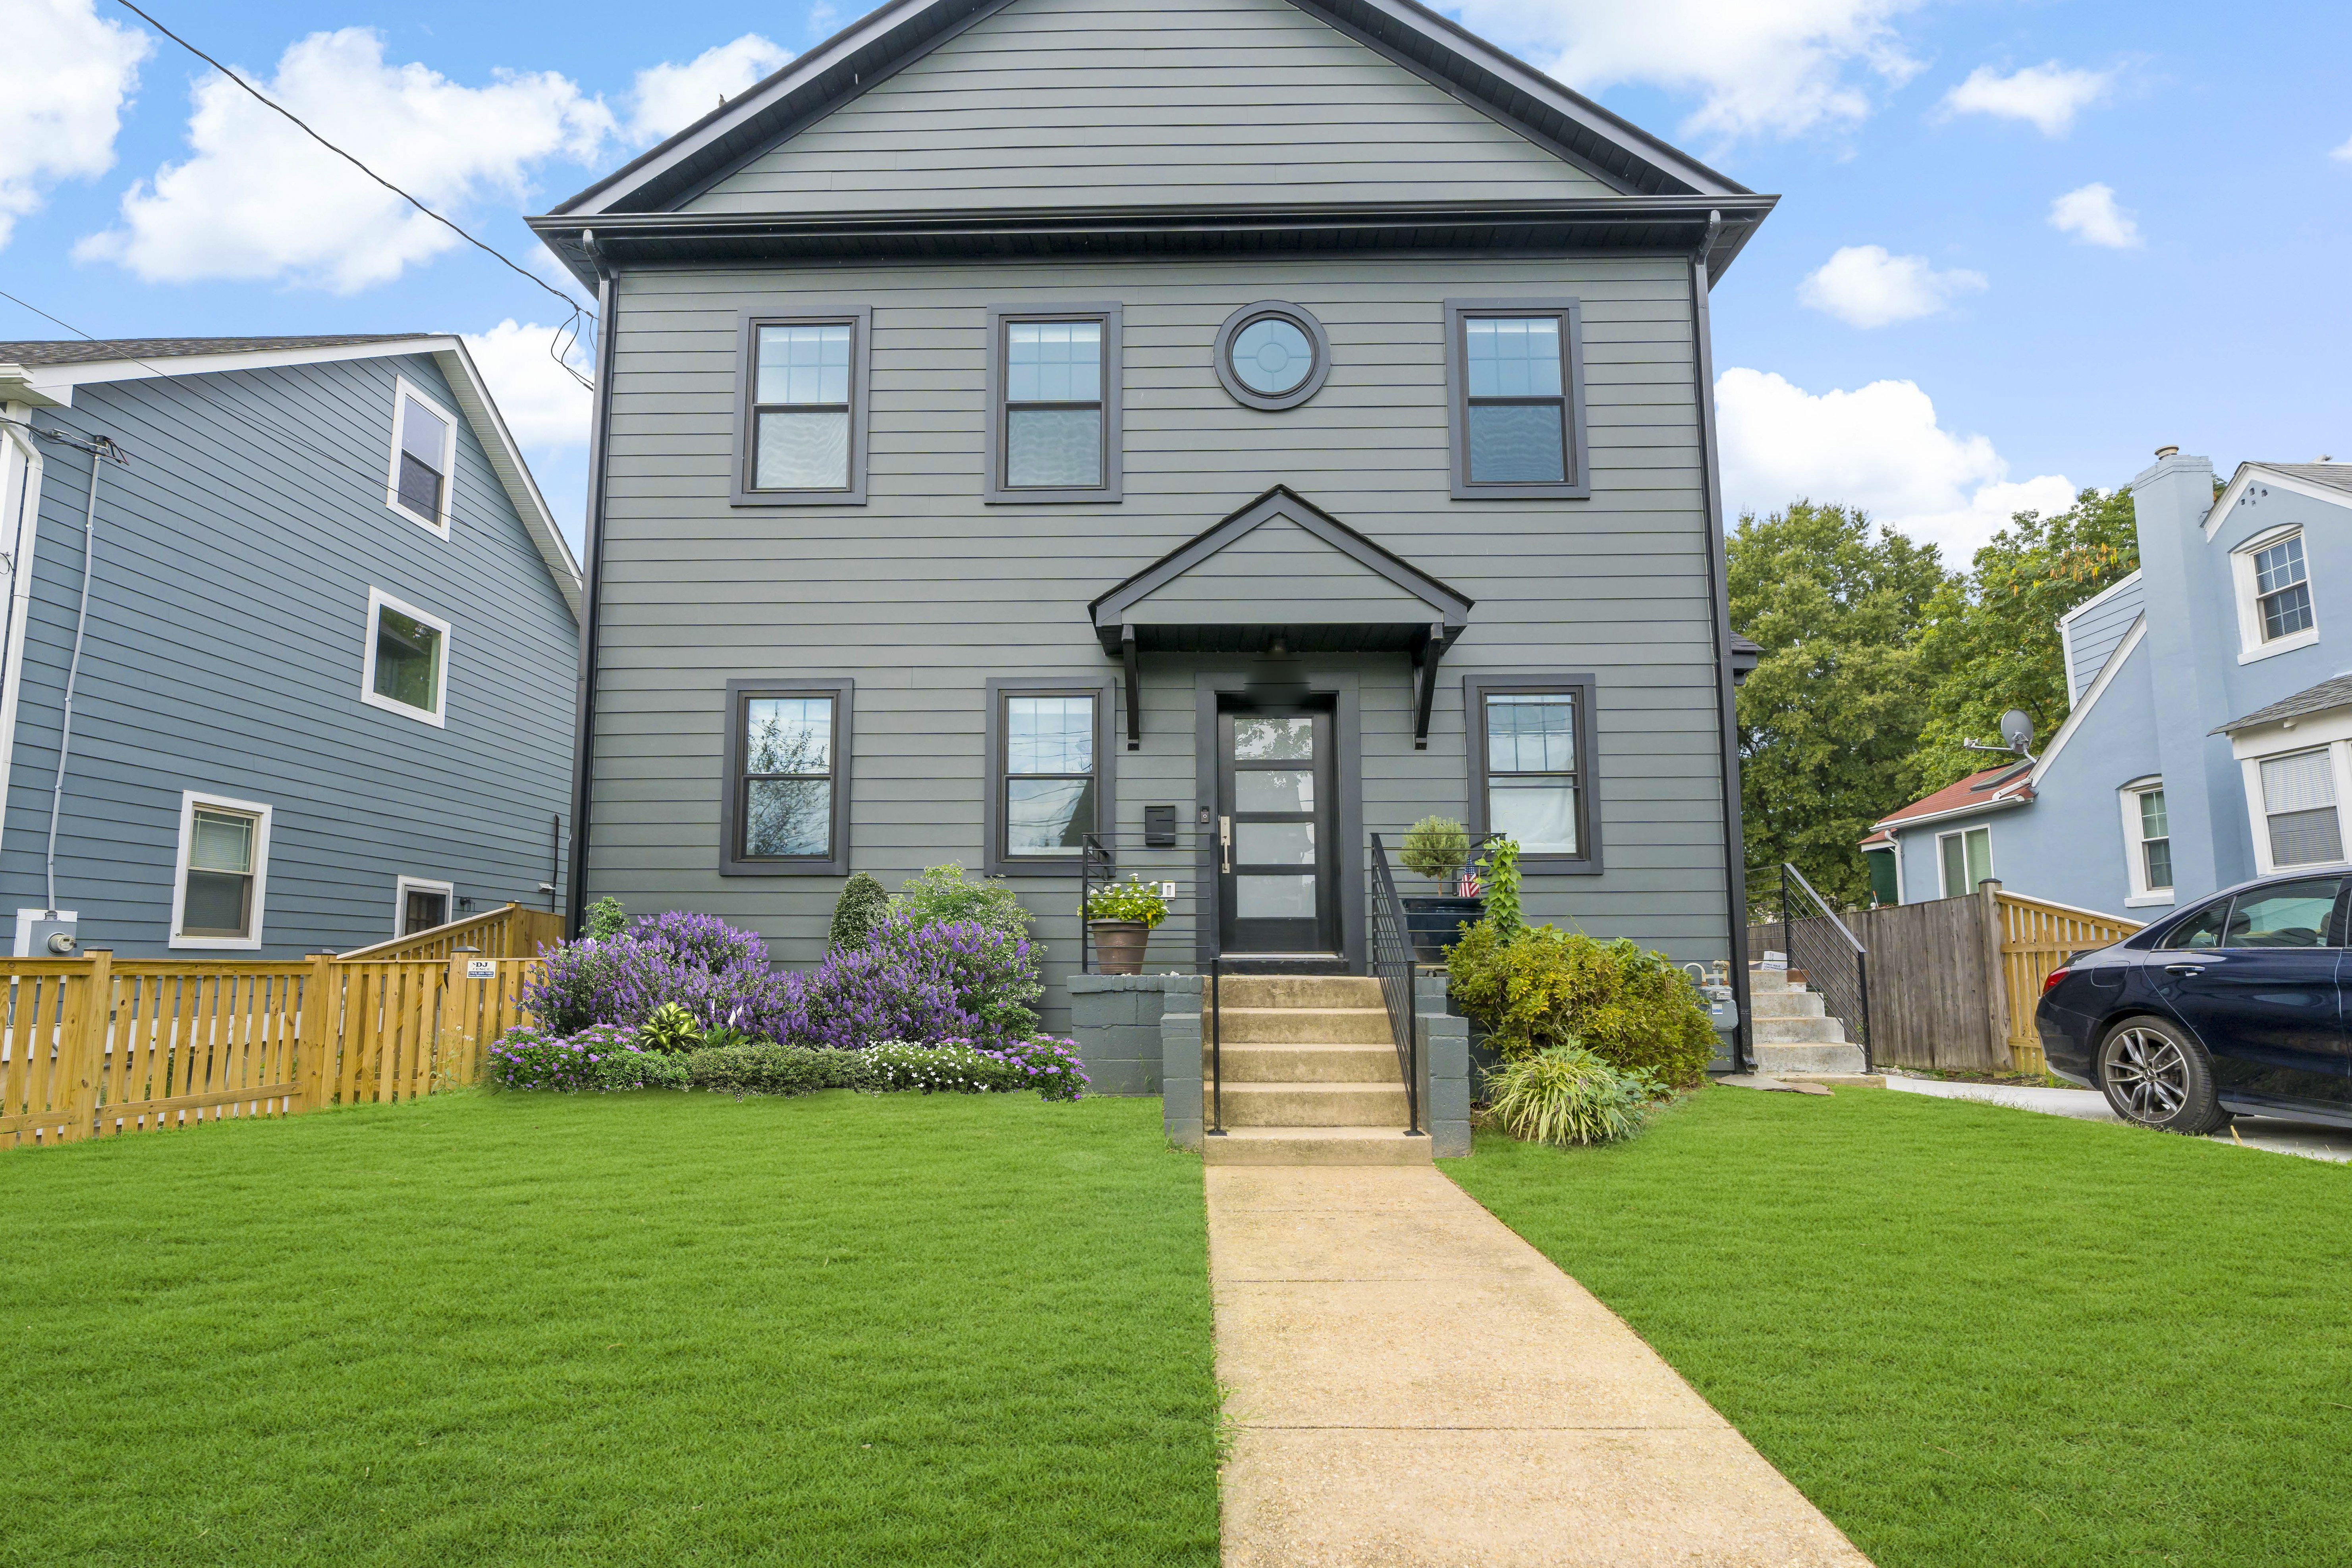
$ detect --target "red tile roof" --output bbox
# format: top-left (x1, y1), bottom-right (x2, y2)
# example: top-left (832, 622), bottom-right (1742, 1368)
top-left (1870, 766), bottom-right (2034, 833)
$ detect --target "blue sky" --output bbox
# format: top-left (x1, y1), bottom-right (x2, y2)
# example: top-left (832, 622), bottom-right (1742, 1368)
top-left (6, 0), bottom-right (2348, 562)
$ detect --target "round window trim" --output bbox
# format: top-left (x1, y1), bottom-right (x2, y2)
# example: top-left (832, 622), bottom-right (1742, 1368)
top-left (1214, 301), bottom-right (1330, 411)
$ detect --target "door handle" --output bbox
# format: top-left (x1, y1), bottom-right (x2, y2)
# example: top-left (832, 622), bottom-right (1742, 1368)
top-left (1219, 815), bottom-right (1231, 874)
top-left (2163, 964), bottom-right (2206, 976)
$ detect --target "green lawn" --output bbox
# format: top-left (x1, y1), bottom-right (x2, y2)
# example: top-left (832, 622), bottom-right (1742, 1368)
top-left (1448, 1085), bottom-right (2352, 1568)
top-left (0, 1091), bottom-right (1220, 1568)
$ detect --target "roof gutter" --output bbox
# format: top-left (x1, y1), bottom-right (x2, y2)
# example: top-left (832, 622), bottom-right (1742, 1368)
top-left (565, 231), bottom-right (618, 937)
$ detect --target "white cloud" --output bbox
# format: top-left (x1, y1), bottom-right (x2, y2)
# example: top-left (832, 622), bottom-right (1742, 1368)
top-left (77, 28), bottom-right (613, 293)
top-left (1716, 368), bottom-right (2075, 557)
top-left (1798, 245), bottom-right (1986, 328)
top-left (1939, 62), bottom-right (2114, 136)
top-left (1448, 0), bottom-right (1926, 141)
top-left (627, 34), bottom-right (793, 145)
top-left (2333, 133), bottom-right (2352, 163)
top-left (462, 319), bottom-right (592, 449)
top-left (2047, 182), bottom-right (2141, 249)
top-left (0, 0), bottom-right (151, 250)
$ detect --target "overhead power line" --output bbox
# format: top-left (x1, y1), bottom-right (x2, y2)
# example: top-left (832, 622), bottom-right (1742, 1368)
top-left (111, 0), bottom-right (594, 390)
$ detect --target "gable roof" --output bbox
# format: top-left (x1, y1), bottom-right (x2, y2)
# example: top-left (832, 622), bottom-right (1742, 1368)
top-left (2267, 463), bottom-right (2352, 496)
top-left (0, 336), bottom-right (581, 617)
top-left (2204, 460), bottom-right (2352, 538)
top-left (533, 0), bottom-right (1770, 285)
top-left (1088, 484), bottom-right (1472, 653)
top-left (1870, 765), bottom-right (2036, 835)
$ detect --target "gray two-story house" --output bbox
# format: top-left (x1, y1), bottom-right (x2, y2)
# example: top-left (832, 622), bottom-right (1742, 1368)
top-left (532, 0), bottom-right (1770, 1038)
top-left (1865, 449), bottom-right (2352, 919)
top-left (0, 336), bottom-right (580, 956)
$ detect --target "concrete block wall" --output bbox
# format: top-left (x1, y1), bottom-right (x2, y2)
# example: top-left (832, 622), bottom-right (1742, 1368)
top-left (1069, 974), bottom-right (1187, 1097)
top-left (1418, 974), bottom-right (1472, 1157)
top-left (1159, 977), bottom-right (1204, 1149)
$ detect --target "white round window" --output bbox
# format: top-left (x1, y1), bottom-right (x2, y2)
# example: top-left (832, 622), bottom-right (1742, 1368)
top-left (1214, 303), bottom-right (1329, 411)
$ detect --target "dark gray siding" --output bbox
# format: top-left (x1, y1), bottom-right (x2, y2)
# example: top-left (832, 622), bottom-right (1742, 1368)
top-left (2061, 571), bottom-right (2143, 705)
top-left (2, 352), bottom-right (577, 954)
top-left (588, 255), bottom-right (1725, 1021)
top-left (687, 0), bottom-right (1609, 215)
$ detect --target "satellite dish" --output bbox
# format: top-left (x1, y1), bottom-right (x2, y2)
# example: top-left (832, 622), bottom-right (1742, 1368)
top-left (1999, 709), bottom-right (2034, 754)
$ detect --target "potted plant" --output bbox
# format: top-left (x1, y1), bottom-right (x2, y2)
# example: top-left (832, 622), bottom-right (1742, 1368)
top-left (1085, 876), bottom-right (1167, 976)
top-left (1398, 816), bottom-right (1486, 962)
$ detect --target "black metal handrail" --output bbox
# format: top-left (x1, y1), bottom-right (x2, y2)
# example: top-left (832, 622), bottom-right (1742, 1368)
top-left (1777, 862), bottom-right (1872, 1072)
top-left (1366, 833), bottom-right (1424, 1137)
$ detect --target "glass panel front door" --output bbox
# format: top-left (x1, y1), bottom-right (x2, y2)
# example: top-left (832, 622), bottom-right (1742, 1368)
top-left (1218, 708), bottom-right (1337, 954)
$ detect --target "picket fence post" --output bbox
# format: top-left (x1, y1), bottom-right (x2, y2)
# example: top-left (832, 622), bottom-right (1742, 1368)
top-left (298, 953), bottom-right (336, 1111)
top-left (62, 949), bottom-right (113, 1142)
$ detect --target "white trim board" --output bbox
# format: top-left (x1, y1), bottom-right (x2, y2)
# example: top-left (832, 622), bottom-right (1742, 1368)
top-left (168, 789), bottom-right (273, 951)
top-left (2055, 568), bottom-right (2142, 708)
top-left (2032, 614), bottom-right (2147, 788)
top-left (392, 874), bottom-right (455, 936)
top-left (0, 408), bottom-right (46, 872)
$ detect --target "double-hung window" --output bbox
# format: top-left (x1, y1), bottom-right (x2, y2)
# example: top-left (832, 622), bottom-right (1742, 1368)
top-left (386, 377), bottom-right (457, 535)
top-left (987, 306), bottom-right (1122, 502)
top-left (1466, 675), bottom-right (1600, 872)
top-left (719, 680), bottom-right (852, 875)
top-left (735, 311), bottom-right (870, 505)
top-left (2257, 747), bottom-right (2344, 869)
top-left (986, 679), bottom-right (1113, 874)
top-left (2232, 528), bottom-right (2319, 658)
top-left (172, 791), bottom-right (270, 949)
top-left (2120, 780), bottom-right (2173, 905)
top-left (1938, 825), bottom-right (1994, 898)
top-left (361, 588), bottom-right (450, 727)
top-left (1444, 300), bottom-right (1588, 500)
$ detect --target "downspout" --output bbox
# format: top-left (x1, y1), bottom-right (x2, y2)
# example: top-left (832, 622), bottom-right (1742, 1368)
top-left (45, 442), bottom-right (111, 915)
top-left (1687, 213), bottom-right (1754, 1072)
top-left (565, 233), bottom-right (618, 935)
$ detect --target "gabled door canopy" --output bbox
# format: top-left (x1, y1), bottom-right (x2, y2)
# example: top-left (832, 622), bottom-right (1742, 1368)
top-left (1089, 486), bottom-right (1473, 750)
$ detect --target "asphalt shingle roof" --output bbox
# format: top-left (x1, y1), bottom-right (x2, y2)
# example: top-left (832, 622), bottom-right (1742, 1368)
top-left (2265, 463), bottom-right (2352, 496)
top-left (0, 335), bottom-right (421, 368)
top-left (2214, 673), bottom-right (2352, 735)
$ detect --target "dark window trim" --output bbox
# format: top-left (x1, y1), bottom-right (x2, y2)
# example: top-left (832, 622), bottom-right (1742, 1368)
top-left (1213, 299), bottom-right (1331, 412)
top-left (984, 675), bottom-right (1117, 877)
top-left (718, 677), bottom-right (853, 876)
top-left (730, 308), bottom-right (872, 507)
top-left (1464, 673), bottom-right (1602, 874)
top-left (984, 303), bottom-right (1123, 504)
top-left (1442, 298), bottom-right (1590, 501)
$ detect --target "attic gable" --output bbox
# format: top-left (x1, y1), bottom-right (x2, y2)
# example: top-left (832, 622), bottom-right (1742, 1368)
top-left (686, 0), bottom-right (1612, 216)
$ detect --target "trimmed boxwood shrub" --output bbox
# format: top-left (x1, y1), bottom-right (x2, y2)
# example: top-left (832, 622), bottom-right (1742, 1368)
top-left (1447, 922), bottom-right (1717, 1087)
top-left (595, 1045), bottom-right (689, 1092)
top-left (685, 1043), bottom-right (859, 1097)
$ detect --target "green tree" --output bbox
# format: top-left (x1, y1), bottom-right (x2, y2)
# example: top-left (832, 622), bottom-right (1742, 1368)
top-left (1730, 501), bottom-right (1957, 909)
top-left (1907, 487), bottom-right (2139, 791)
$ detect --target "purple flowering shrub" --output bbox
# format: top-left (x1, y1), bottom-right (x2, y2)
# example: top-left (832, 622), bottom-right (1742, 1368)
top-left (973, 1036), bottom-right (1089, 1102)
top-left (488, 1023), bottom-right (687, 1091)
top-left (628, 910), bottom-right (766, 973)
top-left (523, 918), bottom-right (777, 1037)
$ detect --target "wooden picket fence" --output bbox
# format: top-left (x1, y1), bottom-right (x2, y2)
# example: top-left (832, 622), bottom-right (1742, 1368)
top-left (338, 902), bottom-right (565, 962)
top-left (1997, 891), bottom-right (2143, 1073)
top-left (0, 947), bottom-right (542, 1149)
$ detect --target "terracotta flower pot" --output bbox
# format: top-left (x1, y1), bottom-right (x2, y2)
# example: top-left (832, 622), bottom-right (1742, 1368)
top-left (1088, 918), bottom-right (1150, 976)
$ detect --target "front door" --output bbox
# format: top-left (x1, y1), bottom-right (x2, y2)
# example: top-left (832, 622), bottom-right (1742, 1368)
top-left (1217, 708), bottom-right (1337, 955)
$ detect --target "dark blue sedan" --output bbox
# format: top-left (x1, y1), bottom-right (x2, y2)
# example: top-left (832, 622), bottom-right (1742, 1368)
top-left (2037, 870), bottom-right (2352, 1134)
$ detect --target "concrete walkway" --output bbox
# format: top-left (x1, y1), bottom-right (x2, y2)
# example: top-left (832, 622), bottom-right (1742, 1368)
top-left (1208, 1165), bottom-right (1872, 1567)
top-left (1884, 1074), bottom-right (2352, 1163)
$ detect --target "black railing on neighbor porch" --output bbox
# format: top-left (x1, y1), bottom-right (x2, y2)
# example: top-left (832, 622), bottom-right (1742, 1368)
top-left (1366, 833), bottom-right (1424, 1137)
top-left (1777, 862), bottom-right (1872, 1072)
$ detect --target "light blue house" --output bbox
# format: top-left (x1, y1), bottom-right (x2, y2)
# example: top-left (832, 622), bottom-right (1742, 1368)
top-left (1865, 448), bottom-right (2352, 918)
top-left (0, 336), bottom-right (581, 957)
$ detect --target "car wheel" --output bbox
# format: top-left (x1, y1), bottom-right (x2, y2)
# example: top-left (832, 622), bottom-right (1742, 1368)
top-left (2096, 1017), bottom-right (2230, 1135)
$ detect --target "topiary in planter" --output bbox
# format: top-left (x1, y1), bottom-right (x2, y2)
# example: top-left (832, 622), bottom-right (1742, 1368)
top-left (1400, 815), bottom-right (1472, 890)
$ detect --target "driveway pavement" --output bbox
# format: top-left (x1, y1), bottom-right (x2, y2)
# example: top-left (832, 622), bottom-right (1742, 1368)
top-left (1883, 1074), bottom-right (2352, 1163)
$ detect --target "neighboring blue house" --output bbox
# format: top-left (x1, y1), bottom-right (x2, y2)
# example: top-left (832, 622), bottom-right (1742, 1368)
top-left (1864, 447), bottom-right (2352, 918)
top-left (0, 336), bottom-right (581, 957)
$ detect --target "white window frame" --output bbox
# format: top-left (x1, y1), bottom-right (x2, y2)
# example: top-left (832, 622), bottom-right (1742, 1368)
top-left (169, 790), bottom-right (272, 951)
top-left (2240, 739), bottom-right (2352, 876)
top-left (385, 375), bottom-right (458, 538)
top-left (361, 586), bottom-right (451, 728)
top-left (392, 875), bottom-right (455, 937)
top-left (1935, 824), bottom-right (1994, 899)
top-left (2117, 777), bottom-right (2175, 907)
top-left (2230, 525), bottom-right (2319, 663)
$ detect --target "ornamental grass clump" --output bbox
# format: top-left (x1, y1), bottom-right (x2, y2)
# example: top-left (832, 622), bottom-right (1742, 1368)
top-left (1480, 1043), bottom-right (1656, 1147)
top-left (1447, 922), bottom-right (1717, 1087)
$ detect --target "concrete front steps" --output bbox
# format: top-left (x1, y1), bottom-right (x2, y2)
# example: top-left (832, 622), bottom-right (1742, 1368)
top-left (1202, 974), bottom-right (1431, 1166)
top-left (1749, 965), bottom-right (1868, 1076)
